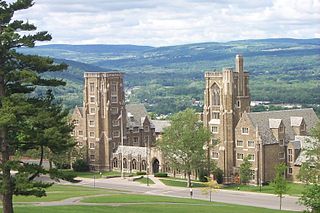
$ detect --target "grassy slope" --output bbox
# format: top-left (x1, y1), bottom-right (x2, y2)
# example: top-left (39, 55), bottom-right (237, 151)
top-left (13, 185), bottom-right (110, 202)
top-left (133, 177), bottom-right (155, 185)
top-left (223, 182), bottom-right (305, 196)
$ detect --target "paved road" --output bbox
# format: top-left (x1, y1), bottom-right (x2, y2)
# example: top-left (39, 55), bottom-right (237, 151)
top-left (67, 177), bottom-right (304, 212)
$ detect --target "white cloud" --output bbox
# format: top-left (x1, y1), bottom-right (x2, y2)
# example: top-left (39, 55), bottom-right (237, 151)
top-left (10, 0), bottom-right (320, 46)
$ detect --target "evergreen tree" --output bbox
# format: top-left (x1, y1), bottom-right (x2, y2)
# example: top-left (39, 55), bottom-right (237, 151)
top-left (240, 156), bottom-right (252, 185)
top-left (0, 1), bottom-right (74, 212)
top-left (157, 108), bottom-right (211, 187)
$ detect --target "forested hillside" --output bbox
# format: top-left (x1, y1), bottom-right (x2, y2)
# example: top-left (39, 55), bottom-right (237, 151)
top-left (21, 38), bottom-right (320, 115)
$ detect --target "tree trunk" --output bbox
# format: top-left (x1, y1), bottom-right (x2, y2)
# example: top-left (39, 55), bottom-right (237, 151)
top-left (0, 77), bottom-right (14, 213)
top-left (280, 196), bottom-right (282, 210)
top-left (1, 129), bottom-right (14, 213)
top-left (187, 171), bottom-right (191, 188)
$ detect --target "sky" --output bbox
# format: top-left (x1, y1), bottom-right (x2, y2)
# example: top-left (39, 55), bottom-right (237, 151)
top-left (11, 0), bottom-right (320, 46)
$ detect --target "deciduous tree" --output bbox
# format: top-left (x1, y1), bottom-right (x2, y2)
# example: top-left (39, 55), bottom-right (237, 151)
top-left (298, 122), bottom-right (320, 213)
top-left (157, 108), bottom-right (211, 187)
top-left (240, 156), bottom-right (252, 185)
top-left (271, 163), bottom-right (289, 210)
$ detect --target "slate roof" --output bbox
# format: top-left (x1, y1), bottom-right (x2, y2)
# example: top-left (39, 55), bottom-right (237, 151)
top-left (113, 145), bottom-right (147, 157)
top-left (151, 120), bottom-right (171, 133)
top-left (246, 108), bottom-right (318, 145)
top-left (125, 104), bottom-right (148, 128)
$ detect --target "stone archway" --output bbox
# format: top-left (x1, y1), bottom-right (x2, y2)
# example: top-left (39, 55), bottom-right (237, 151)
top-left (152, 158), bottom-right (159, 174)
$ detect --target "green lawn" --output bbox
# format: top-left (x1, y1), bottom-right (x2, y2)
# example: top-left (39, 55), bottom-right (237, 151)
top-left (13, 184), bottom-right (111, 202)
top-left (11, 184), bottom-right (300, 213)
top-left (62, 170), bottom-right (122, 179)
top-left (159, 178), bottom-right (206, 188)
top-left (82, 194), bottom-right (207, 204)
top-left (133, 177), bottom-right (155, 185)
top-left (223, 182), bottom-right (305, 196)
top-left (14, 203), bottom-right (297, 213)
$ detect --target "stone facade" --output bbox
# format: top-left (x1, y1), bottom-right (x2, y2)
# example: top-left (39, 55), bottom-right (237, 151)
top-left (71, 72), bottom-right (170, 173)
top-left (72, 55), bottom-right (319, 184)
top-left (203, 55), bottom-right (250, 183)
top-left (203, 55), bottom-right (318, 184)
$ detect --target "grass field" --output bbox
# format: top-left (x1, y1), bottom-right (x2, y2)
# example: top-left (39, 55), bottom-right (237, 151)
top-left (13, 184), bottom-right (111, 202)
top-left (10, 184), bottom-right (300, 213)
top-left (13, 203), bottom-right (297, 213)
top-left (133, 177), bottom-right (155, 185)
top-left (223, 182), bottom-right (305, 196)
top-left (159, 178), bottom-right (206, 188)
top-left (63, 170), bottom-right (122, 179)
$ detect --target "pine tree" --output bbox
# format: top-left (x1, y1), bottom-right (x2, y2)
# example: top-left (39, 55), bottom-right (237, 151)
top-left (0, 1), bottom-right (73, 212)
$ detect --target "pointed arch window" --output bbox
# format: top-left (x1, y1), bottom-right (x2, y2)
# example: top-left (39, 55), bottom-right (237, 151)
top-left (211, 84), bottom-right (220, 106)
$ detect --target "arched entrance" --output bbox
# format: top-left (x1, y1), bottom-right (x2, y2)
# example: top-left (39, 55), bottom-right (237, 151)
top-left (152, 158), bottom-right (159, 174)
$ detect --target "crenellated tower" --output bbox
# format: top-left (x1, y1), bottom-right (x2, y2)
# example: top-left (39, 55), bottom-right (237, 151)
top-left (203, 55), bottom-right (250, 183)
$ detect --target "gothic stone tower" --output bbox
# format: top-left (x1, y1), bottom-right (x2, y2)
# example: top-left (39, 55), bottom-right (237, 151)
top-left (83, 72), bottom-right (126, 170)
top-left (203, 55), bottom-right (250, 183)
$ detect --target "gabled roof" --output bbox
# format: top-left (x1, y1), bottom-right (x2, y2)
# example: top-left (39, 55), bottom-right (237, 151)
top-left (246, 108), bottom-right (318, 145)
top-left (73, 106), bottom-right (83, 118)
top-left (290, 117), bottom-right (304, 127)
top-left (126, 104), bottom-right (148, 128)
top-left (269, 119), bottom-right (282, 129)
top-left (151, 120), bottom-right (171, 133)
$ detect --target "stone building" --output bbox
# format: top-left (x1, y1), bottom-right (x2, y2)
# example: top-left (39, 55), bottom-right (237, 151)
top-left (234, 109), bottom-right (318, 184)
top-left (203, 55), bottom-right (251, 183)
top-left (203, 55), bottom-right (319, 184)
top-left (72, 55), bottom-right (318, 183)
top-left (71, 72), bottom-right (169, 173)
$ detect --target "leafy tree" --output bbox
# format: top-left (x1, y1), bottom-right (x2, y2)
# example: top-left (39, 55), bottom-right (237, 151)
top-left (0, 1), bottom-right (75, 212)
top-left (298, 122), bottom-right (320, 213)
top-left (157, 108), bottom-right (211, 187)
top-left (271, 163), bottom-right (289, 210)
top-left (240, 156), bottom-right (252, 185)
top-left (201, 177), bottom-right (220, 202)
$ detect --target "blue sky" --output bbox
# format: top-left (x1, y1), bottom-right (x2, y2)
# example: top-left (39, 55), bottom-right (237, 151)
top-left (12, 0), bottom-right (320, 46)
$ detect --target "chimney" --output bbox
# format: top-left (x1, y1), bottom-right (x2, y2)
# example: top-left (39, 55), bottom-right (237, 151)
top-left (235, 54), bottom-right (243, 73)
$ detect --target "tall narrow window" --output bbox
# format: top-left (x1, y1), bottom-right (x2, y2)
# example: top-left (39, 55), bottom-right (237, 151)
top-left (288, 149), bottom-right (293, 162)
top-left (89, 83), bottom-right (94, 93)
top-left (211, 84), bottom-right (220, 106)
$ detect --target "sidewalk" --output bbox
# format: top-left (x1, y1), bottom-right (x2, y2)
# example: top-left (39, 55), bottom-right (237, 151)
top-left (147, 175), bottom-right (167, 188)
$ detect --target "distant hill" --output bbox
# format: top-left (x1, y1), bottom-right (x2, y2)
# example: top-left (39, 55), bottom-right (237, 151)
top-left (20, 38), bottom-right (320, 114)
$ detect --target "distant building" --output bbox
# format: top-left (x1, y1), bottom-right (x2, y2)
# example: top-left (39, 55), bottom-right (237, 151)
top-left (71, 72), bottom-right (169, 173)
top-left (72, 55), bottom-right (319, 184)
top-left (203, 55), bottom-right (319, 184)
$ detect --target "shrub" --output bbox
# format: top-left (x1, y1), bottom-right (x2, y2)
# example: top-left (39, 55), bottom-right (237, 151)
top-left (213, 168), bottom-right (223, 184)
top-left (154, 172), bottom-right (168, 177)
top-left (55, 162), bottom-right (71, 169)
top-left (136, 171), bottom-right (147, 176)
top-left (198, 168), bottom-right (209, 182)
top-left (72, 159), bottom-right (90, 172)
